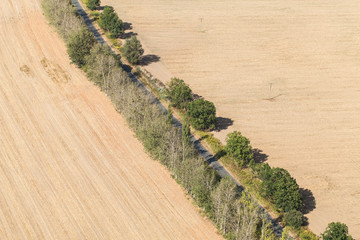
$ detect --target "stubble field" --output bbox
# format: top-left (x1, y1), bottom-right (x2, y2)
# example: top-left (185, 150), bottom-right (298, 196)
top-left (0, 0), bottom-right (223, 239)
top-left (103, 0), bottom-right (360, 237)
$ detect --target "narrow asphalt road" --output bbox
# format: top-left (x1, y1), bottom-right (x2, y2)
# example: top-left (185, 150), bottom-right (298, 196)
top-left (71, 0), bottom-right (285, 237)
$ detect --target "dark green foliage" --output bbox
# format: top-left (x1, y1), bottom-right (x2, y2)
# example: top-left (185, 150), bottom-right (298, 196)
top-left (66, 28), bottom-right (96, 67)
top-left (186, 99), bottom-right (216, 130)
top-left (322, 222), bottom-right (352, 240)
top-left (258, 163), bottom-right (272, 180)
top-left (99, 6), bottom-right (124, 38)
top-left (283, 210), bottom-right (303, 229)
top-left (167, 78), bottom-right (193, 109)
top-left (225, 131), bottom-right (254, 166)
top-left (87, 0), bottom-right (100, 10)
top-left (261, 167), bottom-right (303, 212)
top-left (121, 36), bottom-right (144, 65)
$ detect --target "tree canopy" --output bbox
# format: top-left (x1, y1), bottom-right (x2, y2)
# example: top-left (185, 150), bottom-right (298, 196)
top-left (225, 131), bottom-right (253, 166)
top-left (321, 222), bottom-right (352, 240)
top-left (167, 78), bottom-right (193, 108)
top-left (121, 36), bottom-right (144, 65)
top-left (261, 167), bottom-right (303, 212)
top-left (66, 28), bottom-right (96, 67)
top-left (283, 210), bottom-right (303, 229)
top-left (186, 99), bottom-right (216, 130)
top-left (87, 0), bottom-right (100, 10)
top-left (99, 6), bottom-right (124, 38)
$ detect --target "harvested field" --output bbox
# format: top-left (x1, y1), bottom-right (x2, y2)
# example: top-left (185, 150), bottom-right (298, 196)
top-left (103, 0), bottom-right (360, 237)
top-left (0, 0), bottom-right (223, 239)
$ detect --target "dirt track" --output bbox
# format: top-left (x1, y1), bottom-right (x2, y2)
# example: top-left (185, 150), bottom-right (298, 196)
top-left (0, 0), bottom-right (223, 239)
top-left (103, 0), bottom-right (360, 237)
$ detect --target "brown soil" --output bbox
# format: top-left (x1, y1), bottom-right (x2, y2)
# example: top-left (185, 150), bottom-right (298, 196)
top-left (0, 0), bottom-right (223, 239)
top-left (103, 0), bottom-right (360, 237)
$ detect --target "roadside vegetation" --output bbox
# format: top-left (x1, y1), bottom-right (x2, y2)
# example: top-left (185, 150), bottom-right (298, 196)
top-left (99, 6), bottom-right (124, 38)
top-left (42, 0), bottom-right (354, 239)
top-left (121, 36), bottom-right (144, 65)
top-left (86, 0), bottom-right (100, 10)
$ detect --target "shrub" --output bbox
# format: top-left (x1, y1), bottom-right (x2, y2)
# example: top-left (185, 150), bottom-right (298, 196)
top-left (167, 78), bottom-right (193, 108)
top-left (99, 6), bottom-right (124, 38)
top-left (131, 67), bottom-right (140, 76)
top-left (67, 28), bottom-right (96, 67)
top-left (186, 99), bottom-right (216, 130)
top-left (321, 222), bottom-right (352, 240)
top-left (281, 227), bottom-right (292, 240)
top-left (283, 210), bottom-right (303, 228)
top-left (86, 0), bottom-right (100, 10)
top-left (225, 131), bottom-right (253, 166)
top-left (121, 36), bottom-right (144, 65)
top-left (299, 230), bottom-right (319, 240)
top-left (90, 10), bottom-right (100, 21)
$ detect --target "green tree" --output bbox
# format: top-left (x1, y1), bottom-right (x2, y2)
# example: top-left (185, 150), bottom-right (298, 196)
top-left (99, 6), bottom-right (124, 38)
top-left (225, 131), bottom-right (253, 166)
top-left (87, 0), bottom-right (100, 10)
top-left (167, 78), bottom-right (193, 108)
top-left (283, 210), bottom-right (303, 229)
top-left (321, 222), bottom-right (352, 240)
top-left (256, 163), bottom-right (272, 180)
top-left (261, 168), bottom-right (303, 212)
top-left (66, 28), bottom-right (96, 67)
top-left (121, 36), bottom-right (144, 65)
top-left (186, 99), bottom-right (216, 130)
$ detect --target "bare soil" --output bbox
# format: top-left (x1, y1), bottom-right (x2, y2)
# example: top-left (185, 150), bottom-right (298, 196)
top-left (0, 0), bottom-right (223, 239)
top-left (103, 0), bottom-right (360, 237)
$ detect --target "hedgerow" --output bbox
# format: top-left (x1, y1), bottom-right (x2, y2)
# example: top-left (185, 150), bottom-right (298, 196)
top-left (41, 0), bottom-right (323, 239)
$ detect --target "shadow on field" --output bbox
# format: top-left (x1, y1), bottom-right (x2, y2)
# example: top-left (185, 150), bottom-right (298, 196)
top-left (215, 117), bottom-right (233, 131)
top-left (300, 188), bottom-right (316, 216)
top-left (193, 93), bottom-right (203, 100)
top-left (122, 31), bottom-right (137, 39)
top-left (141, 54), bottom-right (161, 66)
top-left (124, 22), bottom-right (132, 31)
top-left (253, 148), bottom-right (268, 163)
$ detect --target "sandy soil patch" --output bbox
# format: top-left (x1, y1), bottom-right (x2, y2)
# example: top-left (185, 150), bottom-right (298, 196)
top-left (103, 0), bottom-right (360, 237)
top-left (0, 0), bottom-right (222, 239)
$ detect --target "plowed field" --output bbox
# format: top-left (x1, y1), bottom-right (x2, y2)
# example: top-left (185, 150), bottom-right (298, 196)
top-left (0, 0), bottom-right (222, 239)
top-left (103, 0), bottom-right (360, 236)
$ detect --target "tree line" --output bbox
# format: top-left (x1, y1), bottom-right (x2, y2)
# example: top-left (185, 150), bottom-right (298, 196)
top-left (41, 0), bottom-right (353, 239)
